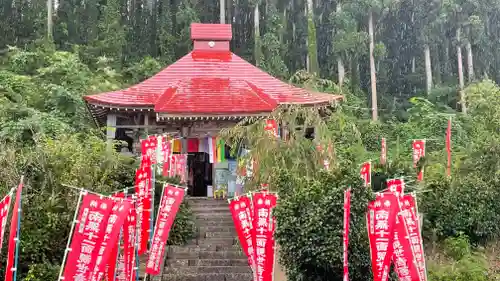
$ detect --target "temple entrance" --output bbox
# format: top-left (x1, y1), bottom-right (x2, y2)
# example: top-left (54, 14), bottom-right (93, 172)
top-left (187, 153), bottom-right (212, 197)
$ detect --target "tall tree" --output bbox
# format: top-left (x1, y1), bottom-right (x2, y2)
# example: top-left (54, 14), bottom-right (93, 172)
top-left (306, 0), bottom-right (319, 74)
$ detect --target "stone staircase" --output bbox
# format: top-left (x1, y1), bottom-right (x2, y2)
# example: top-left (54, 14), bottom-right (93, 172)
top-left (161, 198), bottom-right (252, 281)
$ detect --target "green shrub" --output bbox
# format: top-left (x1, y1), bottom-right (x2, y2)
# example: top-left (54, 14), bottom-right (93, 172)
top-left (23, 263), bottom-right (59, 281)
top-left (428, 235), bottom-right (493, 281)
top-left (272, 168), bottom-right (373, 281)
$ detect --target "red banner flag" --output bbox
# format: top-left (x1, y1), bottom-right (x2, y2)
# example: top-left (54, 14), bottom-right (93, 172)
top-left (0, 194), bottom-right (12, 255)
top-left (412, 140), bottom-right (425, 181)
top-left (106, 193), bottom-right (125, 281)
top-left (135, 160), bottom-right (152, 255)
top-left (381, 138), bottom-right (387, 165)
top-left (343, 188), bottom-right (352, 281)
top-left (62, 193), bottom-right (115, 281)
top-left (360, 162), bottom-right (371, 186)
top-left (401, 194), bottom-right (416, 214)
top-left (400, 207), bottom-right (427, 281)
top-left (146, 185), bottom-right (185, 275)
top-left (141, 136), bottom-right (158, 164)
top-left (114, 253), bottom-right (127, 281)
top-left (366, 192), bottom-right (399, 281)
top-left (264, 119), bottom-right (278, 137)
top-left (446, 119), bottom-right (452, 177)
top-left (90, 199), bottom-right (132, 281)
top-left (4, 183), bottom-right (22, 281)
top-left (175, 154), bottom-right (187, 183)
top-left (123, 203), bottom-right (137, 281)
top-left (162, 137), bottom-right (172, 177)
top-left (252, 191), bottom-right (278, 281)
top-left (392, 213), bottom-right (421, 281)
top-left (229, 195), bottom-right (256, 274)
top-left (387, 178), bottom-right (405, 197)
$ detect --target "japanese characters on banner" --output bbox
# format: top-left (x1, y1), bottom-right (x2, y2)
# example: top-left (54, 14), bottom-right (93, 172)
top-left (229, 195), bottom-right (256, 277)
top-left (123, 202), bottom-right (137, 281)
top-left (400, 205), bottom-right (427, 281)
top-left (0, 194), bottom-right (12, 255)
top-left (412, 140), bottom-right (426, 181)
top-left (402, 194), bottom-right (417, 215)
top-left (89, 199), bottom-right (131, 281)
top-left (252, 191), bottom-right (277, 281)
top-left (392, 213), bottom-right (421, 281)
top-left (105, 193), bottom-right (125, 281)
top-left (380, 138), bottom-right (387, 165)
top-left (167, 154), bottom-right (187, 183)
top-left (142, 136), bottom-right (158, 164)
top-left (366, 192), bottom-right (399, 281)
top-left (135, 161), bottom-right (152, 255)
top-left (61, 193), bottom-right (115, 281)
top-left (386, 178), bottom-right (405, 198)
top-left (146, 185), bottom-right (186, 275)
top-left (343, 188), bottom-right (352, 281)
top-left (4, 183), bottom-right (22, 281)
top-left (162, 137), bottom-right (172, 177)
top-left (360, 162), bottom-right (372, 187)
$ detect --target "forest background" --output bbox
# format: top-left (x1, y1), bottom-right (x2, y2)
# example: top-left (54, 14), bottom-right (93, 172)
top-left (0, 0), bottom-right (500, 280)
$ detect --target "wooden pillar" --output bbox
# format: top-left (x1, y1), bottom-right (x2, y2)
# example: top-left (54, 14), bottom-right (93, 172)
top-left (106, 113), bottom-right (117, 150)
top-left (144, 113), bottom-right (149, 136)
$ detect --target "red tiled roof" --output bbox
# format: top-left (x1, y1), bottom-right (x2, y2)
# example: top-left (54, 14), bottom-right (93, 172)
top-left (84, 50), bottom-right (341, 109)
top-left (83, 23), bottom-right (342, 116)
top-left (155, 78), bottom-right (277, 114)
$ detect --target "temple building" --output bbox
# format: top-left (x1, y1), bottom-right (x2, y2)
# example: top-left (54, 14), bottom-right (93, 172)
top-left (83, 23), bottom-right (342, 197)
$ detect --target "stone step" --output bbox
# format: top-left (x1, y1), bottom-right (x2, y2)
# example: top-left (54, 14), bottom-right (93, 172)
top-left (187, 198), bottom-right (229, 206)
top-left (161, 272), bottom-right (252, 281)
top-left (196, 237), bottom-right (237, 246)
top-left (194, 217), bottom-right (234, 224)
top-left (191, 207), bottom-right (230, 213)
top-left (168, 245), bottom-right (243, 254)
top-left (194, 212), bottom-right (233, 219)
top-left (166, 266), bottom-right (252, 274)
top-left (198, 226), bottom-right (236, 233)
top-left (194, 220), bottom-right (235, 226)
top-left (167, 250), bottom-right (246, 260)
top-left (167, 259), bottom-right (249, 267)
top-left (203, 231), bottom-right (236, 238)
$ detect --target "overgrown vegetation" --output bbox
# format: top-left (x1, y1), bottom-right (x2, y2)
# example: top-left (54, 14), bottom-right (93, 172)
top-left (223, 77), bottom-right (500, 280)
top-left (0, 48), bottom-right (196, 280)
top-left (3, 0), bottom-right (500, 277)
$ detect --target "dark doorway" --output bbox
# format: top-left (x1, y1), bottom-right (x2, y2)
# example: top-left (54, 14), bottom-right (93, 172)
top-left (188, 153), bottom-right (212, 197)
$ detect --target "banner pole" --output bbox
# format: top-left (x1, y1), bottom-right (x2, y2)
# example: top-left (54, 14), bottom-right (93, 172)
top-left (57, 190), bottom-right (85, 280)
top-left (133, 194), bottom-right (140, 281)
top-left (150, 164), bottom-right (155, 244)
top-left (12, 176), bottom-right (24, 281)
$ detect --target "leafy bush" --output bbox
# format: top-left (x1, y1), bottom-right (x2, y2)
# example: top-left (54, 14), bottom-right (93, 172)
top-left (272, 168), bottom-right (373, 281)
top-left (427, 235), bottom-right (495, 281)
top-left (168, 201), bottom-right (196, 245)
top-left (23, 263), bottom-right (59, 281)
